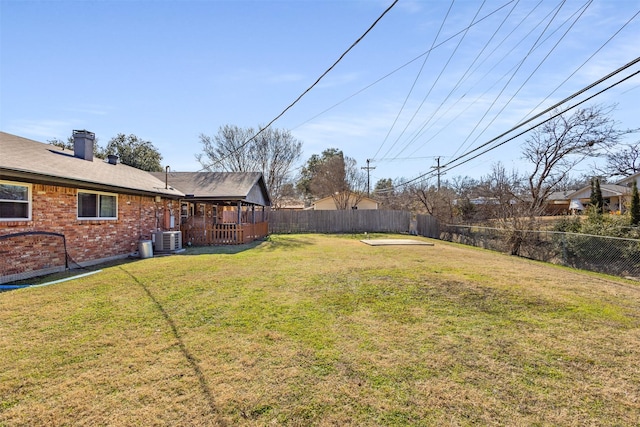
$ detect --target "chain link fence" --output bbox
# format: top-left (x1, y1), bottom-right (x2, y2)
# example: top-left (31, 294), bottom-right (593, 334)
top-left (441, 225), bottom-right (640, 279)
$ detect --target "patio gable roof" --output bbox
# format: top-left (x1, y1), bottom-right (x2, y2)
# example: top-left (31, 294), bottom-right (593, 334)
top-left (152, 171), bottom-right (271, 206)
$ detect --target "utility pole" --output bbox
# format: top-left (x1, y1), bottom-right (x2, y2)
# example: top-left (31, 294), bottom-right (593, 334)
top-left (431, 157), bottom-right (443, 191)
top-left (361, 159), bottom-right (376, 196)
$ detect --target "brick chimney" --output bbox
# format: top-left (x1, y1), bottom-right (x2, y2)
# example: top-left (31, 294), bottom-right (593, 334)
top-left (73, 130), bottom-right (95, 161)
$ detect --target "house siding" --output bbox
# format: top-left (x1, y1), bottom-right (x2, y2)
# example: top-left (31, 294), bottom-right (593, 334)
top-left (313, 195), bottom-right (379, 210)
top-left (1, 183), bottom-right (178, 283)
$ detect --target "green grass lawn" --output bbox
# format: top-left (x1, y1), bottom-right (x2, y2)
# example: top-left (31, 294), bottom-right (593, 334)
top-left (1, 234), bottom-right (639, 426)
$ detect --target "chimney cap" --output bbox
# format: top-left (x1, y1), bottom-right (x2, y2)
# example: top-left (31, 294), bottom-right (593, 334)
top-left (73, 129), bottom-right (95, 139)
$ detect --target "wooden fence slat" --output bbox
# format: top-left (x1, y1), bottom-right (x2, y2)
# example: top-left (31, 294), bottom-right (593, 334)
top-left (269, 210), bottom-right (417, 234)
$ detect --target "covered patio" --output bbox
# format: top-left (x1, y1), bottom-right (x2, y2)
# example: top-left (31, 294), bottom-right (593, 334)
top-left (181, 200), bottom-right (268, 245)
top-left (153, 171), bottom-right (271, 245)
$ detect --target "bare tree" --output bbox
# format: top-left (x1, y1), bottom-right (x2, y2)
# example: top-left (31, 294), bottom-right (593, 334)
top-left (254, 128), bottom-right (303, 208)
top-left (478, 163), bottom-right (534, 254)
top-left (597, 140), bottom-right (640, 179)
top-left (523, 104), bottom-right (635, 215)
top-left (197, 125), bottom-right (303, 207)
top-left (307, 152), bottom-right (366, 209)
top-left (410, 180), bottom-right (457, 223)
top-left (372, 178), bottom-right (418, 211)
top-left (197, 125), bottom-right (256, 172)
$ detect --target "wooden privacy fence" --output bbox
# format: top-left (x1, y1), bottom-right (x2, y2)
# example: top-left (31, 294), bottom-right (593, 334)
top-left (182, 222), bottom-right (269, 245)
top-left (416, 214), bottom-right (440, 238)
top-left (269, 210), bottom-right (415, 234)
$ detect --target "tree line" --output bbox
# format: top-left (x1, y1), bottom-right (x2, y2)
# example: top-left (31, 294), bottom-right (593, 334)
top-left (49, 133), bottom-right (164, 172)
top-left (50, 103), bottom-right (639, 239)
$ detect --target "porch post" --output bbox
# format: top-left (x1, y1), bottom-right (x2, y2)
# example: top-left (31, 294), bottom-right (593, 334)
top-left (252, 205), bottom-right (255, 224)
top-left (237, 201), bottom-right (242, 224)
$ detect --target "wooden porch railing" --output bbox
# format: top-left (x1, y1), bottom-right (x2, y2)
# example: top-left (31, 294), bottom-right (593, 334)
top-left (181, 222), bottom-right (269, 245)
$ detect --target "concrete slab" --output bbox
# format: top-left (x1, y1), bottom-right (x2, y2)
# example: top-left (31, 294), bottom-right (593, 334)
top-left (360, 239), bottom-right (435, 246)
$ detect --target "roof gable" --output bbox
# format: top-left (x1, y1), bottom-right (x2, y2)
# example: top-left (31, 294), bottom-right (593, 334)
top-left (152, 172), bottom-right (271, 206)
top-left (567, 184), bottom-right (630, 200)
top-left (617, 172), bottom-right (640, 187)
top-left (0, 132), bottom-right (183, 197)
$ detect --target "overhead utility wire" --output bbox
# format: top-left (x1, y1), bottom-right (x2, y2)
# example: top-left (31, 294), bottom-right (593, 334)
top-left (449, 0), bottom-right (568, 160)
top-left (400, 0), bottom-right (555, 159)
top-left (455, 0), bottom-right (592, 158)
top-left (371, 0), bottom-right (456, 160)
top-left (403, 3), bottom-right (579, 157)
top-left (403, 71), bottom-right (639, 188)
top-left (202, 0), bottom-right (399, 170)
top-left (291, 0), bottom-right (517, 132)
top-left (390, 0), bottom-right (523, 161)
top-left (395, 56), bottom-right (640, 188)
top-left (437, 70), bottom-right (640, 177)
top-left (514, 7), bottom-right (640, 128)
top-left (377, 0), bottom-right (488, 162)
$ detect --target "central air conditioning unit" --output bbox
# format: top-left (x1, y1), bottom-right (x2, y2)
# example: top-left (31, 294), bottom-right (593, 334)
top-left (153, 231), bottom-right (182, 252)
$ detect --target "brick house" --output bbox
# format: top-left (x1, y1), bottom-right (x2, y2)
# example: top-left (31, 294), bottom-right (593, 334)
top-left (0, 131), bottom-right (184, 283)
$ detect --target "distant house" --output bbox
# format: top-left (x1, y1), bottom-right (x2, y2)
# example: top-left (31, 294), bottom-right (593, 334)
top-left (571, 183), bottom-right (629, 214)
top-left (151, 171), bottom-right (271, 245)
top-left (273, 197), bottom-right (306, 211)
top-left (617, 172), bottom-right (640, 189)
top-left (545, 191), bottom-right (573, 215)
top-left (548, 183), bottom-right (631, 215)
top-left (0, 131), bottom-right (184, 283)
top-left (311, 192), bottom-right (378, 210)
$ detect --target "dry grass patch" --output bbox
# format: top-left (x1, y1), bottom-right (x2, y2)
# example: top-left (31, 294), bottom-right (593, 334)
top-left (1, 234), bottom-right (639, 426)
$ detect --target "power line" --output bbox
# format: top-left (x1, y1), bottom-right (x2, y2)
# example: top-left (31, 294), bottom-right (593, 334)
top-left (446, 0), bottom-right (569, 161)
top-left (399, 0), bottom-right (554, 160)
top-left (385, 0), bottom-right (521, 161)
top-left (439, 69), bottom-right (640, 176)
top-left (512, 6), bottom-right (640, 129)
top-left (291, 0), bottom-right (518, 132)
top-left (202, 0), bottom-right (399, 171)
top-left (402, 0), bottom-right (593, 161)
top-left (452, 0), bottom-right (593, 159)
top-left (377, 0), bottom-right (489, 162)
top-left (394, 57), bottom-right (640, 188)
top-left (371, 0), bottom-right (456, 160)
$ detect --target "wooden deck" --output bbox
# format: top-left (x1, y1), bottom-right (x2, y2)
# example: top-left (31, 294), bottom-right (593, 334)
top-left (181, 222), bottom-right (269, 245)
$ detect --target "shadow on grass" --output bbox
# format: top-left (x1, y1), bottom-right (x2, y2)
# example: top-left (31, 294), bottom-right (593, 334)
top-left (179, 235), bottom-right (317, 254)
top-left (119, 266), bottom-right (220, 420)
top-left (179, 240), bottom-right (266, 255)
top-left (261, 234), bottom-right (316, 251)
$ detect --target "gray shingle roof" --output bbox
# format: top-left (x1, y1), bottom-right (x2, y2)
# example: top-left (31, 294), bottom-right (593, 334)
top-left (152, 171), bottom-right (271, 206)
top-left (0, 131), bottom-right (184, 197)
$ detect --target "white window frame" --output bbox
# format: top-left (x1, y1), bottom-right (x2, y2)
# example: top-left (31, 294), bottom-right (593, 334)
top-left (77, 189), bottom-right (118, 220)
top-left (0, 180), bottom-right (32, 221)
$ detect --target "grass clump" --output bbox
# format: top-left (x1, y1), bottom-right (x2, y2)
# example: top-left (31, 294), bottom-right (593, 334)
top-left (1, 234), bottom-right (639, 426)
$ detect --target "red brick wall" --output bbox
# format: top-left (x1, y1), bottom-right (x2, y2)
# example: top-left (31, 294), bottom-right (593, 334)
top-left (0, 183), bottom-right (179, 283)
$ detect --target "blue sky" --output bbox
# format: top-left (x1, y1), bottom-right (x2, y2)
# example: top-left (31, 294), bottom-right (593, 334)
top-left (1, 0), bottom-right (639, 185)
